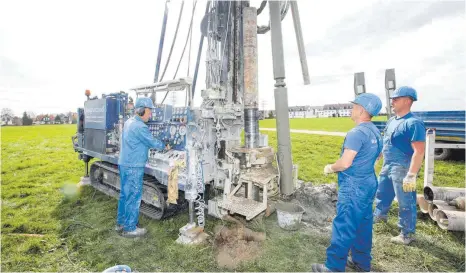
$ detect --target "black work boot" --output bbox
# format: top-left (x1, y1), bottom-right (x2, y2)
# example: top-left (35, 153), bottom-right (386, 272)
top-left (347, 256), bottom-right (369, 272)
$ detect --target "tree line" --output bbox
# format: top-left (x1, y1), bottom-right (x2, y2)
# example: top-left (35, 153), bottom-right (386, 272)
top-left (1, 108), bottom-right (77, 126)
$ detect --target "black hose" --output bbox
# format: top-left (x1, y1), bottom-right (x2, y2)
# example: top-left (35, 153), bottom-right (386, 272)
top-left (257, 0), bottom-right (290, 34)
top-left (192, 1), bottom-right (211, 96)
top-left (159, 0), bottom-right (185, 82)
top-left (257, 0), bottom-right (267, 15)
top-left (173, 0), bottom-right (198, 80)
top-left (161, 0), bottom-right (198, 104)
top-left (153, 0), bottom-right (170, 83)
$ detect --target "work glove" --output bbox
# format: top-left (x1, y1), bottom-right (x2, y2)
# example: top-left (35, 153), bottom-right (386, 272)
top-left (402, 172), bottom-right (417, 192)
top-left (324, 164), bottom-right (335, 175)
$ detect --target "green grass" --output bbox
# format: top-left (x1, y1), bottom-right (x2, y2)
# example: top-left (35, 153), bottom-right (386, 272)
top-left (259, 116), bottom-right (387, 132)
top-left (1, 125), bottom-right (464, 272)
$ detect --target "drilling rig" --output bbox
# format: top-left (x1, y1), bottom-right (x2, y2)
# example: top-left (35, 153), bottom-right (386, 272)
top-left (72, 0), bottom-right (309, 244)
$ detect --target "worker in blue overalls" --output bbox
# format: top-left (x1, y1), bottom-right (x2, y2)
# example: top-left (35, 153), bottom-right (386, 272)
top-left (373, 86), bottom-right (425, 245)
top-left (312, 93), bottom-right (383, 272)
top-left (116, 97), bottom-right (169, 238)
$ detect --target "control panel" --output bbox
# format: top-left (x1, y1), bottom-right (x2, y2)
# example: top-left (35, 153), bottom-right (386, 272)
top-left (151, 104), bottom-right (173, 122)
top-left (171, 107), bottom-right (189, 123)
top-left (148, 123), bottom-right (187, 150)
top-left (147, 104), bottom-right (191, 151)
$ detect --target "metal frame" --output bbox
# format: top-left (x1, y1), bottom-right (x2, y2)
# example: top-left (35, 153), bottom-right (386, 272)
top-left (423, 129), bottom-right (466, 188)
top-left (130, 77), bottom-right (193, 107)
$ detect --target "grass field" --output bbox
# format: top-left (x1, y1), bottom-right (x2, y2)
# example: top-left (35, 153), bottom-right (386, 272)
top-left (259, 116), bottom-right (387, 132)
top-left (1, 124), bottom-right (465, 272)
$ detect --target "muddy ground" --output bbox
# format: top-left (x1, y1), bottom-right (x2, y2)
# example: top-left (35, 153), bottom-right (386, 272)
top-left (290, 182), bottom-right (338, 229)
top-left (213, 182), bottom-right (338, 269)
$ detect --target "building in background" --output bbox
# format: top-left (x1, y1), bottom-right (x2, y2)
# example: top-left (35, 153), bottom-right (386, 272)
top-left (261, 103), bottom-right (353, 119)
top-left (317, 103), bottom-right (353, 117)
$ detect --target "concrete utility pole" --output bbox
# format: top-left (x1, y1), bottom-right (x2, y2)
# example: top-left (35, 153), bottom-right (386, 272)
top-left (353, 72), bottom-right (366, 98)
top-left (385, 68), bottom-right (396, 118)
top-left (269, 1), bottom-right (293, 196)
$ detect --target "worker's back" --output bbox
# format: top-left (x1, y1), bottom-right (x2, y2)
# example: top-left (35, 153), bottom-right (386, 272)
top-left (118, 116), bottom-right (150, 167)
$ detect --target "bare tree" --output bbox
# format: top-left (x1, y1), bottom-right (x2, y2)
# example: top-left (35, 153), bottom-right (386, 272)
top-left (27, 111), bottom-right (36, 119)
top-left (1, 108), bottom-right (14, 123)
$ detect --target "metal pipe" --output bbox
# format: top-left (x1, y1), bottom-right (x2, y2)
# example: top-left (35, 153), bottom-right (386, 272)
top-left (154, 0), bottom-right (170, 84)
top-left (189, 200), bottom-right (194, 224)
top-left (85, 161), bottom-right (89, 177)
top-left (243, 7), bottom-right (259, 148)
top-left (192, 1), bottom-right (210, 96)
top-left (424, 129), bottom-right (435, 188)
top-left (290, 0), bottom-right (310, 85)
top-left (417, 194), bottom-right (429, 214)
top-left (244, 109), bottom-right (260, 148)
top-left (436, 209), bottom-right (465, 231)
top-left (448, 196), bottom-right (465, 211)
top-left (269, 1), bottom-right (293, 195)
top-left (424, 186), bottom-right (466, 203)
top-left (428, 200), bottom-right (456, 221)
top-left (234, 0), bottom-right (244, 104)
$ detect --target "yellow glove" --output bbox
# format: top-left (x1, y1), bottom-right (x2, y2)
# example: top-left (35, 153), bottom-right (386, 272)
top-left (324, 164), bottom-right (335, 175)
top-left (402, 172), bottom-right (417, 192)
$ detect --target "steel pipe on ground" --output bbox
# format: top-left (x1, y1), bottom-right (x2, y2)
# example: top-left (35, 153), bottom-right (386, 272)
top-left (448, 196), bottom-right (465, 211)
top-left (435, 209), bottom-right (465, 231)
top-left (424, 186), bottom-right (466, 203)
top-left (417, 194), bottom-right (429, 214)
top-left (428, 200), bottom-right (456, 221)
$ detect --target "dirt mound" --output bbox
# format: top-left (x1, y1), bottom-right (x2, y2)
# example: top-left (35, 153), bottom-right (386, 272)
top-left (291, 182), bottom-right (338, 228)
top-left (213, 225), bottom-right (265, 270)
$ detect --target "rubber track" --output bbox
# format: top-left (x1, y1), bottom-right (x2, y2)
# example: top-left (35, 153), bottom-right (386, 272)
top-left (89, 161), bottom-right (188, 220)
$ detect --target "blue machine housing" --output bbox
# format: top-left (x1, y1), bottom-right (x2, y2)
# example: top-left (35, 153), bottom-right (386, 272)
top-left (74, 93), bottom-right (128, 157)
top-left (74, 93), bottom-right (192, 191)
top-left (84, 97), bottom-right (120, 130)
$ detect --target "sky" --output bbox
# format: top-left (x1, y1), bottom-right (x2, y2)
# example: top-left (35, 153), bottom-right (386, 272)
top-left (0, 0), bottom-right (465, 117)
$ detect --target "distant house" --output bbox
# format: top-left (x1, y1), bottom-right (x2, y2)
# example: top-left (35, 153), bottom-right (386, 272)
top-left (288, 106), bottom-right (324, 118)
top-left (42, 115), bottom-right (51, 124)
top-left (318, 103), bottom-right (353, 117)
top-left (260, 103), bottom-right (354, 119)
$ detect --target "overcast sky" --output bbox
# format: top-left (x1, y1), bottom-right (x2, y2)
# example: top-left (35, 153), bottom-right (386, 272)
top-left (0, 0), bottom-right (464, 116)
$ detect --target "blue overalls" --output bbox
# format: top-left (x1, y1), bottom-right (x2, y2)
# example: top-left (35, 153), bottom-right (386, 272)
top-left (117, 116), bottom-right (165, 232)
top-left (374, 113), bottom-right (425, 236)
top-left (325, 122), bottom-right (382, 272)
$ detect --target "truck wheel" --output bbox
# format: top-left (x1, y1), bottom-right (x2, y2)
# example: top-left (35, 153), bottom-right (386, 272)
top-left (434, 148), bottom-right (452, 160)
